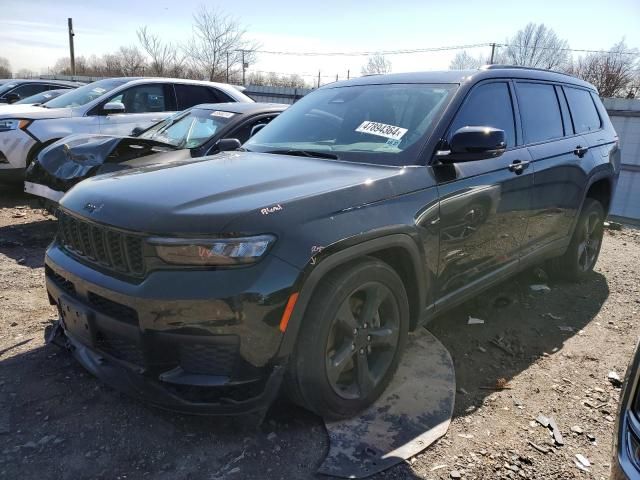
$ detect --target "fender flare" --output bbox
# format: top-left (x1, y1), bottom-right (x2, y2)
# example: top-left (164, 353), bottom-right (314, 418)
top-left (277, 233), bottom-right (427, 357)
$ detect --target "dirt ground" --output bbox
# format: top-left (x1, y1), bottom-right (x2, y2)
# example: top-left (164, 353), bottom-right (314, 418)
top-left (1, 183), bottom-right (638, 480)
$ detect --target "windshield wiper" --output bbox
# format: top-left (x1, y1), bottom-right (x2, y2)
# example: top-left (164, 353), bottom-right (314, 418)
top-left (265, 149), bottom-right (338, 160)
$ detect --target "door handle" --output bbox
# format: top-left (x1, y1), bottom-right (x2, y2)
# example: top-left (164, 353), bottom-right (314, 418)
top-left (508, 160), bottom-right (530, 175)
top-left (574, 145), bottom-right (589, 158)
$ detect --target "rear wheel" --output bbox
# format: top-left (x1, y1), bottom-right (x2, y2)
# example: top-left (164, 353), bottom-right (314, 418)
top-left (548, 198), bottom-right (605, 281)
top-left (285, 258), bottom-right (409, 419)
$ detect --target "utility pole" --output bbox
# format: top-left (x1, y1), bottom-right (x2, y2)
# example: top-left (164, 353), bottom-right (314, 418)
top-left (68, 18), bottom-right (76, 76)
top-left (489, 43), bottom-right (496, 64)
top-left (240, 50), bottom-right (248, 85)
top-left (317, 70), bottom-right (321, 88)
top-left (347, 69), bottom-right (350, 80)
top-left (226, 52), bottom-right (229, 83)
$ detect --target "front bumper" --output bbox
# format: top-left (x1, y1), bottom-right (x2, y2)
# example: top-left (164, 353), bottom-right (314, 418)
top-left (45, 243), bottom-right (300, 415)
top-left (0, 128), bottom-right (36, 169)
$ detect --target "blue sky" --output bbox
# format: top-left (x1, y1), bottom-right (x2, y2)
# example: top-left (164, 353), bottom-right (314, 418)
top-left (1, 0), bottom-right (639, 80)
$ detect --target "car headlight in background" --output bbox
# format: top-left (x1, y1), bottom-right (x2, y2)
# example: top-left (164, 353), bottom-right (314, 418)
top-left (150, 235), bottom-right (275, 266)
top-left (0, 119), bottom-right (31, 133)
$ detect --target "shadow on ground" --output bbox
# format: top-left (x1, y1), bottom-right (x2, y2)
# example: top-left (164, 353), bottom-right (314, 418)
top-left (0, 267), bottom-right (608, 480)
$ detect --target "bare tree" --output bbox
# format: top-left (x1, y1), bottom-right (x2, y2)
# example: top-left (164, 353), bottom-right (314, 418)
top-left (137, 26), bottom-right (185, 77)
top-left (16, 68), bottom-right (36, 78)
top-left (566, 40), bottom-right (639, 98)
top-left (497, 23), bottom-right (570, 70)
top-left (184, 5), bottom-right (258, 82)
top-left (247, 71), bottom-right (307, 88)
top-left (116, 46), bottom-right (146, 76)
top-left (361, 54), bottom-right (392, 75)
top-left (449, 50), bottom-right (487, 70)
top-left (0, 57), bottom-right (11, 78)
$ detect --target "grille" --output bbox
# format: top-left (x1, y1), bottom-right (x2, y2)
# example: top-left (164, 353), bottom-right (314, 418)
top-left (179, 341), bottom-right (239, 376)
top-left (95, 330), bottom-right (144, 366)
top-left (88, 292), bottom-right (139, 326)
top-left (57, 211), bottom-right (145, 278)
top-left (45, 265), bottom-right (76, 296)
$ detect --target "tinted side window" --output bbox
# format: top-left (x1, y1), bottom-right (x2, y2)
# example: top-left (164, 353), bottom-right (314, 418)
top-left (516, 82), bottom-right (563, 144)
top-left (175, 85), bottom-right (229, 109)
top-left (10, 83), bottom-right (49, 99)
top-left (564, 86), bottom-right (601, 133)
top-left (106, 84), bottom-right (167, 113)
top-left (449, 82), bottom-right (516, 147)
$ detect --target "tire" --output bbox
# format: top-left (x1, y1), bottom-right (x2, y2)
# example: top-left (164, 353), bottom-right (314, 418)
top-left (548, 198), bottom-right (605, 282)
top-left (285, 257), bottom-right (410, 420)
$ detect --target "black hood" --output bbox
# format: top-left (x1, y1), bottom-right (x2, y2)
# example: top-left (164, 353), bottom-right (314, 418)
top-left (60, 151), bottom-right (412, 235)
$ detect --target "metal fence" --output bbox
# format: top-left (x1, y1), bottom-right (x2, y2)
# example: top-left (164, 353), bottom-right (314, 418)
top-left (604, 98), bottom-right (640, 224)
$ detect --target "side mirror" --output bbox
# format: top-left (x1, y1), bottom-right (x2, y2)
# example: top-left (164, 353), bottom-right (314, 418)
top-left (216, 138), bottom-right (242, 152)
top-left (5, 93), bottom-right (20, 104)
top-left (438, 126), bottom-right (506, 163)
top-left (102, 101), bottom-right (126, 115)
top-left (250, 123), bottom-right (266, 138)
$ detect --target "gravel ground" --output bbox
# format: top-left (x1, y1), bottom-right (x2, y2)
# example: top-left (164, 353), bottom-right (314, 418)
top-left (1, 184), bottom-right (638, 480)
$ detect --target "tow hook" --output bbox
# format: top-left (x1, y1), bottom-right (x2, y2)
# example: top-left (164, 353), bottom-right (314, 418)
top-left (45, 319), bottom-right (71, 350)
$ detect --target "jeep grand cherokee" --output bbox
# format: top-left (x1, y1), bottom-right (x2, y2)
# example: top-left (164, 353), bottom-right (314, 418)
top-left (44, 66), bottom-right (620, 419)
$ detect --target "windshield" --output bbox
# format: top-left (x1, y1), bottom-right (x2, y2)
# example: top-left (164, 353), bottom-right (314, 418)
top-left (15, 89), bottom-right (68, 105)
top-left (245, 83), bottom-right (456, 166)
top-left (45, 79), bottom-right (128, 108)
top-left (139, 107), bottom-right (236, 148)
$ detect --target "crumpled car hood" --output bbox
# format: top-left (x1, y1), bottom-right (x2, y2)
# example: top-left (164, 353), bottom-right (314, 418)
top-left (25, 134), bottom-right (177, 192)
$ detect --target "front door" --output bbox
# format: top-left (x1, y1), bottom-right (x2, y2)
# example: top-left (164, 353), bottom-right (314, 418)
top-left (98, 83), bottom-right (174, 136)
top-left (433, 80), bottom-right (533, 306)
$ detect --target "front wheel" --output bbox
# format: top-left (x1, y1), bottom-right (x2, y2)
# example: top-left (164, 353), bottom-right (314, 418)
top-left (285, 258), bottom-right (409, 419)
top-left (549, 198), bottom-right (605, 281)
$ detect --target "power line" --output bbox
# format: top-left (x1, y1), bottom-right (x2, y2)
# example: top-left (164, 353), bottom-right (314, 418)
top-left (252, 43), bottom-right (492, 56)
top-left (499, 44), bottom-right (638, 55)
top-left (249, 43), bottom-right (637, 57)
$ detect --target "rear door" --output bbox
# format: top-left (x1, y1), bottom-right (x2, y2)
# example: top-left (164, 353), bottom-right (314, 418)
top-left (434, 81), bottom-right (533, 304)
top-left (98, 83), bottom-right (176, 135)
top-left (517, 81), bottom-right (590, 258)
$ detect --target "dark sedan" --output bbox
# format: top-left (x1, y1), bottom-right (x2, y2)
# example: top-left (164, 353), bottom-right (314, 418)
top-left (0, 79), bottom-right (82, 104)
top-left (24, 102), bottom-right (287, 204)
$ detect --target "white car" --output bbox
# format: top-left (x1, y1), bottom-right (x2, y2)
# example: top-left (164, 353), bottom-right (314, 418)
top-left (0, 77), bottom-right (253, 182)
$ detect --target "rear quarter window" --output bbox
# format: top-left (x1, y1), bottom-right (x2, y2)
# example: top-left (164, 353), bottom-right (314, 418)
top-left (563, 86), bottom-right (602, 133)
top-left (515, 82), bottom-right (564, 144)
top-left (175, 84), bottom-right (233, 109)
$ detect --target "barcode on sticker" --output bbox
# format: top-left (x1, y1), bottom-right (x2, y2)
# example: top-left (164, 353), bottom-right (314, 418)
top-left (211, 111), bottom-right (235, 118)
top-left (356, 121), bottom-right (407, 140)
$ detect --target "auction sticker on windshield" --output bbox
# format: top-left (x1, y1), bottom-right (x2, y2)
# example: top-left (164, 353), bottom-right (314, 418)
top-left (211, 111), bottom-right (235, 118)
top-left (356, 121), bottom-right (407, 140)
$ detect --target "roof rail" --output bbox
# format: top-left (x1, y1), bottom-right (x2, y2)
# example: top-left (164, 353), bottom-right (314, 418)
top-left (480, 64), bottom-right (578, 79)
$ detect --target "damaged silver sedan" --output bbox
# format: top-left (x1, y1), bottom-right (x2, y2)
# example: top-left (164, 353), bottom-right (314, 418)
top-left (24, 102), bottom-right (287, 205)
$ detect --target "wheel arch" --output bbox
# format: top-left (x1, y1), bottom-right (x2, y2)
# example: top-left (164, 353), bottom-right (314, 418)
top-left (278, 233), bottom-right (428, 357)
top-left (26, 138), bottom-right (61, 167)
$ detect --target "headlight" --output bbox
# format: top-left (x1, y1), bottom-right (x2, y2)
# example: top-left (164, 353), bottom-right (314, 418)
top-left (0, 119), bottom-right (31, 133)
top-left (150, 235), bottom-right (275, 266)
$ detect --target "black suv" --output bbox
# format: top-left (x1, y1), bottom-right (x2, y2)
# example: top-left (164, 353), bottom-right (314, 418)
top-left (45, 66), bottom-right (620, 419)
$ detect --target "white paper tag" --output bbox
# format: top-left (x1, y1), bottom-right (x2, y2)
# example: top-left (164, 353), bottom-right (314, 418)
top-left (211, 111), bottom-right (235, 118)
top-left (355, 121), bottom-right (407, 140)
